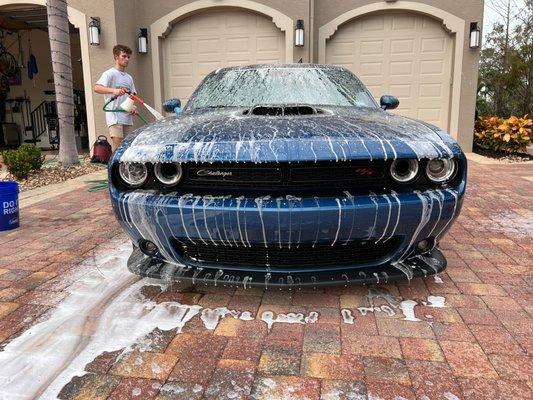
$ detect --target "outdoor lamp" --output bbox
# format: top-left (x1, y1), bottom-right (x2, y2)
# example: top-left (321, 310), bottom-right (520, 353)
top-left (295, 19), bottom-right (304, 47)
top-left (470, 22), bottom-right (481, 49)
top-left (89, 17), bottom-right (101, 46)
top-left (138, 28), bottom-right (148, 54)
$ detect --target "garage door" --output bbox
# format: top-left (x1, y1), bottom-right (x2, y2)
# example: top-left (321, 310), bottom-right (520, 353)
top-left (163, 9), bottom-right (285, 104)
top-left (325, 12), bottom-right (453, 130)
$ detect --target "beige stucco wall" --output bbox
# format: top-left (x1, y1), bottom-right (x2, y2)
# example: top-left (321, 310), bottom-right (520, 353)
top-left (67, 0), bottom-right (118, 143)
top-left (62, 0), bottom-right (481, 151)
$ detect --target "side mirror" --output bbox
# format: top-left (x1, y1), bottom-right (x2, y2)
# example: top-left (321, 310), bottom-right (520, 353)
top-left (380, 95), bottom-right (399, 110)
top-left (163, 98), bottom-right (182, 115)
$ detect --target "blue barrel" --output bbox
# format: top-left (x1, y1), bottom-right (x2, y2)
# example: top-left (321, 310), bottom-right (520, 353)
top-left (0, 182), bottom-right (19, 231)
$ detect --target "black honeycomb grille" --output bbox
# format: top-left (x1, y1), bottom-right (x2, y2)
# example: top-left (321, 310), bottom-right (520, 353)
top-left (172, 237), bottom-right (401, 270)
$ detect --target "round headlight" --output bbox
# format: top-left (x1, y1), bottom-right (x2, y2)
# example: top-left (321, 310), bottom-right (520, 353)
top-left (154, 162), bottom-right (183, 186)
top-left (426, 158), bottom-right (456, 183)
top-left (390, 159), bottom-right (419, 183)
top-left (118, 162), bottom-right (148, 188)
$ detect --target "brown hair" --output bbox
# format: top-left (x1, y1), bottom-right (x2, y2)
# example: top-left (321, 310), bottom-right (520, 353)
top-left (113, 44), bottom-right (132, 57)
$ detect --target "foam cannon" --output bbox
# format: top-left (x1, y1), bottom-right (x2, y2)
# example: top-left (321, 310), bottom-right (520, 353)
top-left (103, 89), bottom-right (164, 124)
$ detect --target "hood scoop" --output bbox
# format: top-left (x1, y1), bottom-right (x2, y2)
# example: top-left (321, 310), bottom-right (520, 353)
top-left (243, 104), bottom-right (327, 117)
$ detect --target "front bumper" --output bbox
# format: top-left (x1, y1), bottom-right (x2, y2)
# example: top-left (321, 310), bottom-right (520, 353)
top-left (127, 245), bottom-right (447, 287)
top-left (109, 184), bottom-right (464, 282)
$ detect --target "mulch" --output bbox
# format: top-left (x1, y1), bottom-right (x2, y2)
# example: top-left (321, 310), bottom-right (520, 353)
top-left (1, 162), bottom-right (106, 192)
top-left (473, 146), bottom-right (533, 163)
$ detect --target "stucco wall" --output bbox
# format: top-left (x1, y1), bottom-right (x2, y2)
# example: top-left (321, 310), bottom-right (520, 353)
top-left (68, 0), bottom-right (118, 143)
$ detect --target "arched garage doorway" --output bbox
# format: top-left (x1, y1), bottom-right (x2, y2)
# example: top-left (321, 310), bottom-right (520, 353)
top-left (326, 11), bottom-right (453, 131)
top-left (0, 0), bottom-right (95, 149)
top-left (150, 0), bottom-right (294, 110)
top-left (319, 1), bottom-right (465, 136)
top-left (163, 8), bottom-right (286, 104)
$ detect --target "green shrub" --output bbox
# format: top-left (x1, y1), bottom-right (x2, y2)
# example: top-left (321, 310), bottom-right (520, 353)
top-left (474, 115), bottom-right (532, 152)
top-left (1, 144), bottom-right (44, 180)
top-left (18, 144), bottom-right (44, 171)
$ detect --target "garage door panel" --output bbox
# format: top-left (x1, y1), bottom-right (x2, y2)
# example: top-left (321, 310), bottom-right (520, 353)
top-left (361, 40), bottom-right (384, 55)
top-left (421, 37), bottom-right (446, 53)
top-left (170, 62), bottom-right (193, 78)
top-left (197, 38), bottom-right (222, 55)
top-left (391, 15), bottom-right (416, 30)
top-left (326, 11), bottom-right (453, 130)
top-left (419, 84), bottom-right (443, 98)
top-left (226, 37), bottom-right (251, 53)
top-left (389, 84), bottom-right (412, 98)
top-left (420, 60), bottom-right (444, 75)
top-left (256, 35), bottom-right (280, 52)
top-left (361, 16), bottom-right (385, 31)
top-left (359, 62), bottom-right (383, 77)
top-left (163, 9), bottom-right (284, 103)
top-left (390, 39), bottom-right (414, 55)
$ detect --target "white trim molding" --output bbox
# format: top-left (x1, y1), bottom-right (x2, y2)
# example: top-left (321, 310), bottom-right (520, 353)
top-left (0, 0), bottom-right (96, 149)
top-left (150, 0), bottom-right (294, 111)
top-left (318, 1), bottom-right (465, 138)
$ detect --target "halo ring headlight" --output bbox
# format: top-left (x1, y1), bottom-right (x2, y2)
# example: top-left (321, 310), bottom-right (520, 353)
top-left (390, 159), bottom-right (419, 183)
top-left (154, 162), bottom-right (183, 186)
top-left (118, 162), bottom-right (148, 188)
top-left (426, 158), bottom-right (456, 183)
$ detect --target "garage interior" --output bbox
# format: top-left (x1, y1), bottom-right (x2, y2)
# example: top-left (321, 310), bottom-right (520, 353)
top-left (0, 4), bottom-right (88, 150)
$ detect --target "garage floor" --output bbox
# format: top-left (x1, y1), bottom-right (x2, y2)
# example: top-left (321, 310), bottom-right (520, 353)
top-left (0, 158), bottom-right (531, 400)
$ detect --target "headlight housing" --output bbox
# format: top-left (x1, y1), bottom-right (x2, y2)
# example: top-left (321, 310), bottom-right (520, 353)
top-left (390, 159), bottom-right (419, 183)
top-left (154, 162), bottom-right (183, 186)
top-left (118, 162), bottom-right (148, 188)
top-left (426, 158), bottom-right (456, 183)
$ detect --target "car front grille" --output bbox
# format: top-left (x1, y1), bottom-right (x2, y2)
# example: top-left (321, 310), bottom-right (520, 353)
top-left (181, 161), bottom-right (386, 190)
top-left (172, 237), bottom-right (401, 270)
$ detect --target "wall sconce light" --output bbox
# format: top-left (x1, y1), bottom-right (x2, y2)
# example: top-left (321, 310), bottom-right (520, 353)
top-left (295, 19), bottom-right (304, 47)
top-left (470, 22), bottom-right (481, 49)
top-left (89, 17), bottom-right (101, 46)
top-left (138, 28), bottom-right (148, 54)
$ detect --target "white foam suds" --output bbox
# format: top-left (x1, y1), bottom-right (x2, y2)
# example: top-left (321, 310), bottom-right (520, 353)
top-left (260, 311), bottom-right (319, 331)
top-left (426, 295), bottom-right (446, 308)
top-left (399, 300), bottom-right (421, 322)
top-left (434, 275), bottom-right (443, 284)
top-left (341, 309), bottom-right (355, 324)
top-left (200, 307), bottom-right (254, 330)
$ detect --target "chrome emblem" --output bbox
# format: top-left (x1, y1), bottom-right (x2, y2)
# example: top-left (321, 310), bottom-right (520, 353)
top-left (197, 169), bottom-right (233, 177)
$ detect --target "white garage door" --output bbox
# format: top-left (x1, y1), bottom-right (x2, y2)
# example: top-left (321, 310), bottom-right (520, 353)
top-left (163, 9), bottom-right (285, 104)
top-left (326, 12), bottom-right (453, 130)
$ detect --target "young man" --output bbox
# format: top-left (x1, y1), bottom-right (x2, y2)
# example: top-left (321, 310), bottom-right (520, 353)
top-left (94, 44), bottom-right (137, 150)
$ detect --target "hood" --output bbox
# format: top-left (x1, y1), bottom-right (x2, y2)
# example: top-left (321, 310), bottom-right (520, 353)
top-left (117, 107), bottom-right (462, 163)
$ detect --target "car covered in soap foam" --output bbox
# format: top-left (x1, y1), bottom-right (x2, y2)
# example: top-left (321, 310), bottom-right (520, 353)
top-left (108, 64), bottom-right (466, 288)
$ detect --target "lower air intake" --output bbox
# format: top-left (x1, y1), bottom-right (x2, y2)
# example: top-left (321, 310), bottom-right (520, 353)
top-left (172, 238), bottom-right (401, 270)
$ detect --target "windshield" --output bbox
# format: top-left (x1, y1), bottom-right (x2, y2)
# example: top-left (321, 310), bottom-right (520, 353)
top-left (186, 67), bottom-right (377, 109)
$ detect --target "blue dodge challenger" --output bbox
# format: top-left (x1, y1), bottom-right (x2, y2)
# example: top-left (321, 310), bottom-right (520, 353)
top-left (109, 64), bottom-right (466, 288)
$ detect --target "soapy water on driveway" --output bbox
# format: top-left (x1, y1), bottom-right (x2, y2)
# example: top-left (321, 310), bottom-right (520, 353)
top-left (0, 237), bottom-right (449, 400)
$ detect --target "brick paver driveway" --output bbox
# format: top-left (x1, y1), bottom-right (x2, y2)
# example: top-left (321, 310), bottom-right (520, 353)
top-left (0, 158), bottom-right (531, 400)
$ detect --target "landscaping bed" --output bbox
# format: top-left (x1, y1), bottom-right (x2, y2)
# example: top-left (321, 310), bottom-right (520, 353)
top-left (473, 145), bottom-right (533, 163)
top-left (1, 161), bottom-right (106, 192)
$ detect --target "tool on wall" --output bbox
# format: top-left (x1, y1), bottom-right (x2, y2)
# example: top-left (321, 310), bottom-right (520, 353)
top-left (27, 30), bottom-right (38, 84)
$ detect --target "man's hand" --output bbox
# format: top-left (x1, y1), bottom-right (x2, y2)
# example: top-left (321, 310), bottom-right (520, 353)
top-left (112, 87), bottom-right (128, 97)
top-left (130, 105), bottom-right (138, 116)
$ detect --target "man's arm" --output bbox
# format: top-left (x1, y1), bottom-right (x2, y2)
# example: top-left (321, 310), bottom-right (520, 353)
top-left (94, 84), bottom-right (126, 97)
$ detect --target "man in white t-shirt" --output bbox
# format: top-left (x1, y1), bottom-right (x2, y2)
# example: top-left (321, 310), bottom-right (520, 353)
top-left (94, 44), bottom-right (137, 150)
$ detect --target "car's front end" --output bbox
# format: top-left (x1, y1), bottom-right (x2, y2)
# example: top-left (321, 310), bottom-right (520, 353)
top-left (108, 65), bottom-right (466, 288)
